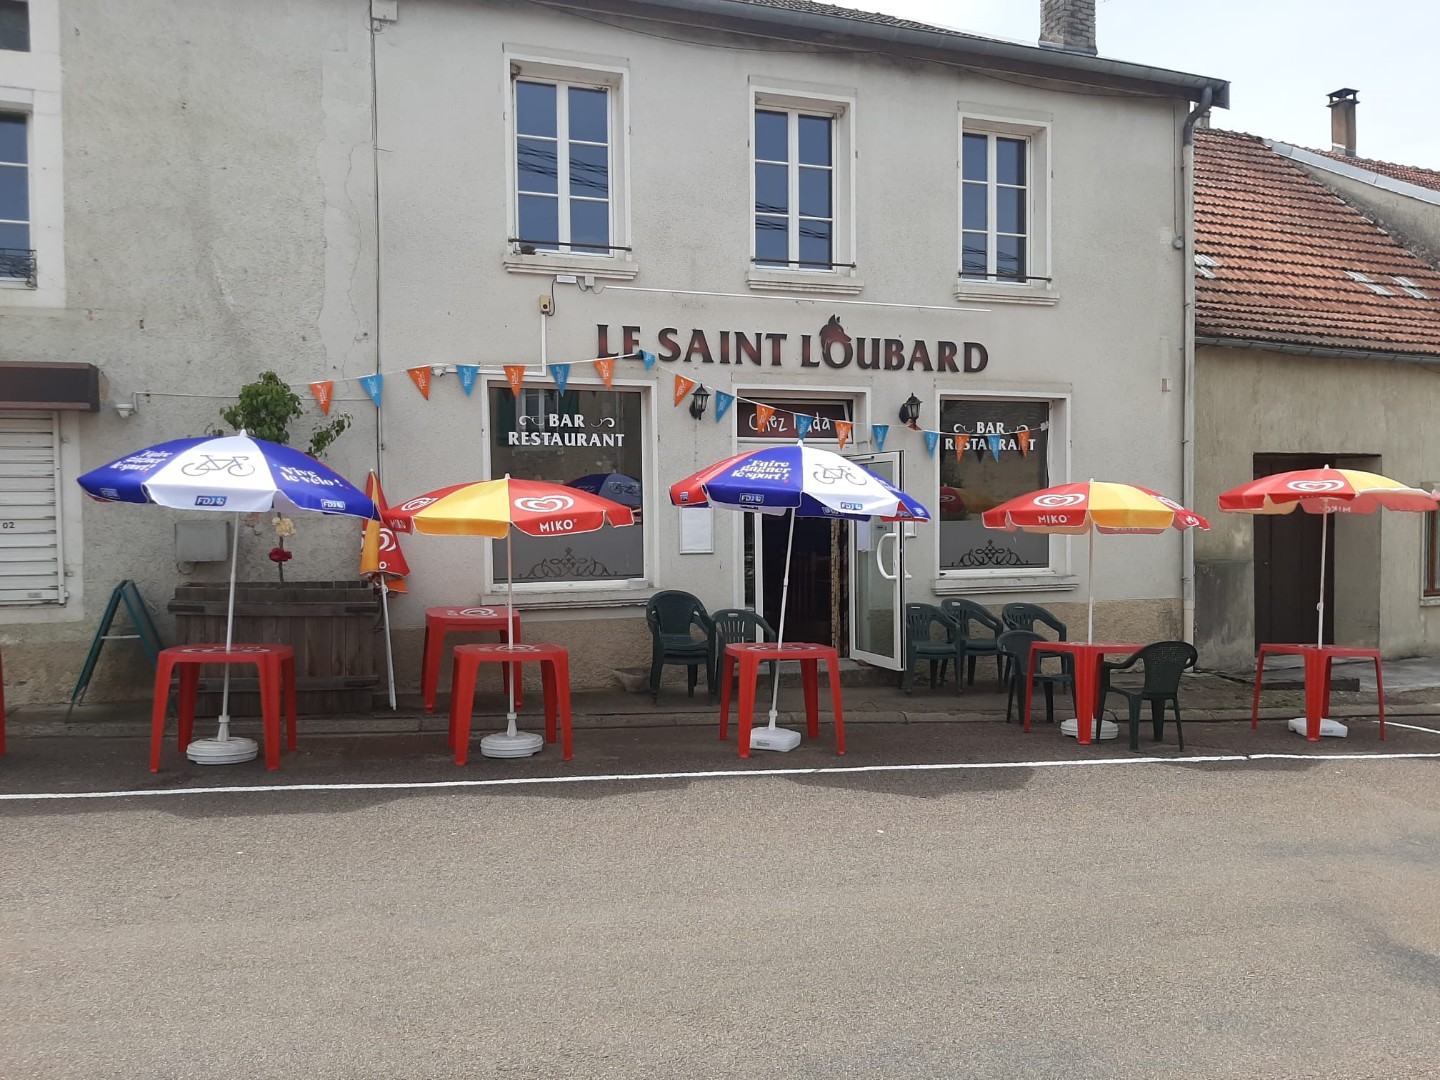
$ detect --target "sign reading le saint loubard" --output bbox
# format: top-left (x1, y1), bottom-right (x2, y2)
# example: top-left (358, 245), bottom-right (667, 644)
top-left (597, 316), bottom-right (989, 374)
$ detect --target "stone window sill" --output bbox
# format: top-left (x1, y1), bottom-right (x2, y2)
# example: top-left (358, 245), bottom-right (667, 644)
top-left (748, 268), bottom-right (864, 296)
top-left (953, 279), bottom-right (1058, 307)
top-left (502, 251), bottom-right (639, 281)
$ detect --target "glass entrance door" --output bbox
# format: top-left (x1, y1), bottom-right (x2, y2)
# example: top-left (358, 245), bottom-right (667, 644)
top-left (848, 451), bottom-right (905, 669)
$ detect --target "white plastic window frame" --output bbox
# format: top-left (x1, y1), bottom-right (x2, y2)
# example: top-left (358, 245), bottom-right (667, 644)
top-left (954, 107), bottom-right (1053, 307)
top-left (0, 0), bottom-right (62, 306)
top-left (502, 51), bottom-right (635, 282)
top-left (748, 82), bottom-right (860, 296)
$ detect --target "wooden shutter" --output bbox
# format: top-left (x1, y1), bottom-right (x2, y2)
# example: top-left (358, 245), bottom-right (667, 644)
top-left (0, 412), bottom-right (65, 604)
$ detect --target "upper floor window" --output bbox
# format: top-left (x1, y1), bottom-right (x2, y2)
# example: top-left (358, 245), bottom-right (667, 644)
top-left (0, 1), bottom-right (27, 52)
top-left (962, 131), bottom-right (1029, 283)
top-left (754, 108), bottom-right (834, 270)
top-left (514, 78), bottom-right (612, 256)
top-left (0, 111), bottom-right (31, 284)
top-left (1425, 509), bottom-right (1440, 598)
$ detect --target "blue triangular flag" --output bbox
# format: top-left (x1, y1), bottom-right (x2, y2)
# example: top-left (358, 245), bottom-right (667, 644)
top-left (641, 350), bottom-right (657, 370)
top-left (924, 430), bottom-right (939, 457)
top-left (986, 434), bottom-right (1003, 461)
top-left (551, 363), bottom-right (571, 396)
top-left (359, 373), bottom-right (383, 408)
top-left (455, 365), bottom-right (478, 396)
top-left (795, 414), bottom-right (814, 440)
top-left (872, 424), bottom-right (889, 452)
top-left (714, 390), bottom-right (735, 422)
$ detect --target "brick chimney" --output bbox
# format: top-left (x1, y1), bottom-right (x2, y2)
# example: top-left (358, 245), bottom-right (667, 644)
top-left (1327, 88), bottom-right (1358, 157)
top-left (1040, 0), bottom-right (1097, 56)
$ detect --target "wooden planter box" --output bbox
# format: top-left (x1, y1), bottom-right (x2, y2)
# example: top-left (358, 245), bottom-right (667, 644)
top-left (168, 581), bottom-right (380, 716)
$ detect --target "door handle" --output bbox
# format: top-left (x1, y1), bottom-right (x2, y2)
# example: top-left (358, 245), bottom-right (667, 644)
top-left (876, 530), bottom-right (898, 581)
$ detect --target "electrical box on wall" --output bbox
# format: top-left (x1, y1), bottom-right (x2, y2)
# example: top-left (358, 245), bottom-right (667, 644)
top-left (175, 520), bottom-right (231, 563)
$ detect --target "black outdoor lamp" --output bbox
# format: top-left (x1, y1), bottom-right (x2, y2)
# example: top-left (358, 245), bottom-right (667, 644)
top-left (898, 393), bottom-right (922, 430)
top-left (689, 383), bottom-right (712, 420)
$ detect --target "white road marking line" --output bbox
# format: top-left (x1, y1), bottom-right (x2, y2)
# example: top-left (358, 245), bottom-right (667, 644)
top-left (1371, 720), bottom-right (1440, 736)
top-left (5, 751), bottom-right (1439, 803)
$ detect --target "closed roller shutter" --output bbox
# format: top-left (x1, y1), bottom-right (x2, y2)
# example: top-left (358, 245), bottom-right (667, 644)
top-left (0, 412), bottom-right (65, 604)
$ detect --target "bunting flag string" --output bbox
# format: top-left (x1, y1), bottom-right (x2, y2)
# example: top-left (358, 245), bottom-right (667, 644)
top-left (309, 381), bottom-right (334, 416)
top-left (986, 434), bottom-right (1003, 461)
top-left (456, 365), bottom-right (478, 396)
top-left (794, 415), bottom-right (815, 440)
top-left (551, 363), bottom-right (571, 396)
top-left (595, 358), bottom-right (615, 389)
top-left (872, 424), bottom-right (888, 452)
top-left (407, 366), bottom-right (432, 400)
top-left (673, 374), bottom-right (696, 407)
top-left (835, 419), bottom-right (852, 450)
top-left (714, 390), bottom-right (735, 423)
top-left (924, 431), bottom-right (940, 457)
top-left (359, 373), bottom-right (383, 408)
top-left (503, 365), bottom-right (526, 397)
top-left (754, 403), bottom-right (776, 430)
top-left (953, 434), bottom-right (970, 458)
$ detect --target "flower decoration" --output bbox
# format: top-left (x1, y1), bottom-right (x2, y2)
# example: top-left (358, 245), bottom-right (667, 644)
top-left (270, 515), bottom-right (296, 581)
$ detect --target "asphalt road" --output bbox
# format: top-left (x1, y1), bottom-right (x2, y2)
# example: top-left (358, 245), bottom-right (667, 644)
top-left (5, 720), bottom-right (1440, 1079)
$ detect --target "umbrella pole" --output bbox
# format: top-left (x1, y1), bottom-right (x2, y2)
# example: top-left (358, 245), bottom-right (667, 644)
top-left (1316, 512), bottom-right (1329, 648)
top-left (217, 514), bottom-right (240, 742)
top-left (768, 508), bottom-right (798, 728)
top-left (380, 579), bottom-right (396, 710)
top-left (1087, 528), bottom-right (1096, 645)
top-left (506, 531), bottom-right (518, 735)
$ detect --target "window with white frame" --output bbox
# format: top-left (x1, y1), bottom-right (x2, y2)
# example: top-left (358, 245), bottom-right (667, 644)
top-left (0, 111), bottom-right (29, 280)
top-left (961, 131), bottom-right (1029, 283)
top-left (938, 399), bottom-right (1051, 573)
top-left (489, 385), bottom-right (646, 586)
top-left (1425, 509), bottom-right (1440, 599)
top-left (0, 1), bottom-right (27, 51)
top-left (511, 69), bottom-right (619, 258)
top-left (754, 107), bottom-right (836, 270)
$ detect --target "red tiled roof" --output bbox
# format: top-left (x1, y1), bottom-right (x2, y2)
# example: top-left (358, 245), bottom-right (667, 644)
top-left (1306, 148), bottom-right (1440, 194)
top-left (1194, 129), bottom-right (1440, 357)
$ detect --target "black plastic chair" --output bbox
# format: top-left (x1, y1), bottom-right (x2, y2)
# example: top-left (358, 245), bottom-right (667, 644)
top-left (1001, 603), bottom-right (1070, 680)
top-left (940, 598), bottom-right (1006, 690)
top-left (1099, 641), bottom-right (1198, 753)
top-left (709, 608), bottom-right (778, 698)
top-left (901, 603), bottom-right (964, 695)
top-left (997, 629), bottom-right (1074, 725)
top-left (645, 591), bottom-right (713, 703)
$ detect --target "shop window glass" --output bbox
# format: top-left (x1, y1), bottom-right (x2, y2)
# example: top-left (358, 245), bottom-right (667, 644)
top-left (490, 386), bottom-right (644, 584)
top-left (1425, 510), bottom-right (1440, 597)
top-left (938, 399), bottom-right (1049, 571)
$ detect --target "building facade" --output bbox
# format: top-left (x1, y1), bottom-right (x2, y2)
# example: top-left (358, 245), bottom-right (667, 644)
top-left (1, 0), bottom-right (1227, 704)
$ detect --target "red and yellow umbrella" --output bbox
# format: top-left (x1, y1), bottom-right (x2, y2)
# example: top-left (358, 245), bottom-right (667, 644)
top-left (982, 481), bottom-right (1209, 641)
top-left (1218, 467), bottom-right (1440, 646)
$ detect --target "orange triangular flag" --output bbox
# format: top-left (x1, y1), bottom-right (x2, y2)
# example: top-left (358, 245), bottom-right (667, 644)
top-left (754, 403), bottom-right (776, 431)
top-left (407, 367), bottom-right (431, 400)
top-left (835, 419), bottom-right (853, 450)
top-left (674, 374), bottom-right (696, 407)
top-left (954, 434), bottom-right (970, 459)
top-left (504, 365), bottom-right (526, 397)
top-left (1017, 429), bottom-right (1032, 457)
top-left (595, 358), bottom-right (615, 389)
top-left (309, 381), bottom-right (334, 416)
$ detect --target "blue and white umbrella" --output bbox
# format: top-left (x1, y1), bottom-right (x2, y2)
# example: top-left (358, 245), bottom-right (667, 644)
top-left (670, 444), bottom-right (930, 743)
top-left (568, 472), bottom-right (643, 508)
top-left (78, 434), bottom-right (377, 765)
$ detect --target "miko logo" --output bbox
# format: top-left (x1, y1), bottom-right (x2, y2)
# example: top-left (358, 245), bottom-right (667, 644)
top-left (320, 499), bottom-right (345, 511)
top-left (1287, 479), bottom-right (1345, 493)
top-left (194, 495), bottom-right (227, 507)
top-left (1034, 493), bottom-right (1086, 508)
top-left (515, 495), bottom-right (575, 513)
top-left (399, 497), bottom-right (437, 512)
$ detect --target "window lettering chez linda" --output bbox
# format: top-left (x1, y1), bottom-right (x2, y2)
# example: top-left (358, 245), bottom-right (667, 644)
top-left (938, 399), bottom-right (1049, 572)
top-left (490, 387), bottom-right (644, 584)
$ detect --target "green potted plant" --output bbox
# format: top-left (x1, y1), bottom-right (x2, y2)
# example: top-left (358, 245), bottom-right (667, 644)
top-left (168, 372), bottom-right (380, 716)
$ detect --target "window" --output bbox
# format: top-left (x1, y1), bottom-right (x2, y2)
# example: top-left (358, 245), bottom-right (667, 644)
top-left (513, 77), bottom-right (612, 256)
top-left (962, 131), bottom-right (1028, 283)
top-left (1426, 510), bottom-right (1440, 598)
top-left (938, 399), bottom-right (1050, 573)
top-left (489, 386), bottom-right (645, 586)
top-left (0, 1), bottom-right (27, 52)
top-left (0, 111), bottom-right (30, 282)
top-left (754, 108), bottom-right (834, 270)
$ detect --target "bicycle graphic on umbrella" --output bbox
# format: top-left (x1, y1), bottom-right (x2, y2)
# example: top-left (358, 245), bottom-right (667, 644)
top-left (179, 454), bottom-right (257, 478)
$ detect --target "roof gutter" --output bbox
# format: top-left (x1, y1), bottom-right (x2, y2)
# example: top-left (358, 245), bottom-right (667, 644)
top-left (1179, 86), bottom-right (1211, 648)
top-left (1197, 336), bottom-right (1440, 365)
top-left (539, 0), bottom-right (1230, 107)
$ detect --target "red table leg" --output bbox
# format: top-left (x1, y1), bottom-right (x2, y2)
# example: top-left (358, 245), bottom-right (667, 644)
top-left (422, 622), bottom-right (441, 713)
top-left (801, 659), bottom-right (820, 738)
top-left (1303, 650), bottom-right (1326, 741)
top-left (1251, 647), bottom-right (1268, 729)
top-left (150, 655), bottom-right (177, 773)
top-left (718, 652), bottom-right (735, 741)
top-left (827, 657), bottom-right (846, 755)
top-left (1023, 649), bottom-right (1038, 733)
top-left (260, 658), bottom-right (281, 772)
top-left (176, 664), bottom-right (201, 753)
top-left (541, 659), bottom-right (558, 745)
top-left (282, 654), bottom-right (298, 751)
top-left (1374, 655), bottom-right (1386, 740)
top-left (737, 654), bottom-right (758, 759)
top-left (451, 654), bottom-right (480, 766)
top-left (1073, 651), bottom-right (1097, 745)
top-left (553, 652), bottom-right (572, 761)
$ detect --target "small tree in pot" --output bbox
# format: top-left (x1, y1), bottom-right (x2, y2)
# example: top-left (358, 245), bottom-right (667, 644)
top-left (211, 370), bottom-right (351, 458)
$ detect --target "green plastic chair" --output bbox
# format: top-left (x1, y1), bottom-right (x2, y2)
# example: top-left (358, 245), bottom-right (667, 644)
top-left (901, 604), bottom-right (964, 695)
top-left (1098, 641), bottom-right (1198, 753)
top-left (645, 591), bottom-right (713, 703)
top-left (940, 598), bottom-right (1006, 690)
top-left (998, 629), bottom-right (1074, 725)
top-left (708, 608), bottom-right (778, 698)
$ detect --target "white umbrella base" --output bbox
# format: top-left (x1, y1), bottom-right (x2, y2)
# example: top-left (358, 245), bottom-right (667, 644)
top-left (1060, 718), bottom-right (1119, 741)
top-left (750, 726), bottom-right (802, 753)
top-left (479, 730), bottom-right (545, 759)
top-left (1287, 716), bottom-right (1348, 738)
top-left (186, 736), bottom-right (259, 765)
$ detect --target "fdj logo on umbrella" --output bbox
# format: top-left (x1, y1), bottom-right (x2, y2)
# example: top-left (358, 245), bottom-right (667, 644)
top-left (320, 499), bottom-right (346, 511)
top-left (194, 495), bottom-right (227, 507)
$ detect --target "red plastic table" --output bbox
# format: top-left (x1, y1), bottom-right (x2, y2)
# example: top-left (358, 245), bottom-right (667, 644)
top-left (1252, 643), bottom-right (1386, 741)
top-left (449, 642), bottom-right (571, 766)
top-left (150, 644), bottom-right (297, 772)
top-left (1026, 641), bottom-right (1142, 745)
top-left (422, 606), bottom-right (522, 713)
top-left (717, 642), bottom-right (846, 759)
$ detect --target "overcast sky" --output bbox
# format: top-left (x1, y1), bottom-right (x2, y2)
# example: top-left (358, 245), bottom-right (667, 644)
top-left (821, 0), bottom-right (1439, 167)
